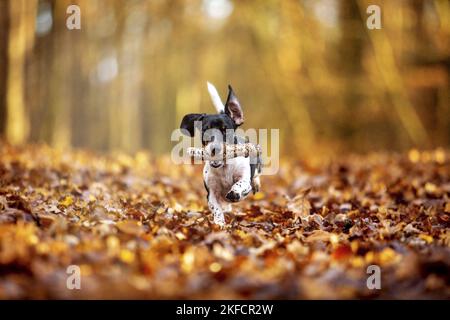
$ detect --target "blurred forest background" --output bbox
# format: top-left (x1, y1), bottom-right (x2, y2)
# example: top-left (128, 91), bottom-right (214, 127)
top-left (0, 0), bottom-right (448, 157)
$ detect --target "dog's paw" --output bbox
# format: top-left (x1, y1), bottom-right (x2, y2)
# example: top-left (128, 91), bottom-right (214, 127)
top-left (225, 190), bottom-right (241, 202)
top-left (252, 177), bottom-right (261, 194)
top-left (213, 215), bottom-right (225, 226)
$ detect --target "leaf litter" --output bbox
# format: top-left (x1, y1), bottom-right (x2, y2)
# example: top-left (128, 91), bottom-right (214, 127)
top-left (0, 144), bottom-right (448, 299)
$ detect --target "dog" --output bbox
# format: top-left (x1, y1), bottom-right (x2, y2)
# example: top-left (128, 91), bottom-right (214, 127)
top-left (180, 82), bottom-right (261, 226)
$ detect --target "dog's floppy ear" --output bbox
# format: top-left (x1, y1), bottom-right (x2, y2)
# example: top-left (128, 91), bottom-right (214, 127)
top-left (225, 85), bottom-right (244, 126)
top-left (180, 113), bottom-right (205, 136)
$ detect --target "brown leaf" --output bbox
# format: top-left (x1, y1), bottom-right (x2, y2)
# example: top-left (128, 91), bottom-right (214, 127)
top-left (116, 220), bottom-right (144, 236)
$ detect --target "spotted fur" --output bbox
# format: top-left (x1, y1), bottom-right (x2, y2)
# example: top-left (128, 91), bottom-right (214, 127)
top-left (180, 82), bottom-right (262, 226)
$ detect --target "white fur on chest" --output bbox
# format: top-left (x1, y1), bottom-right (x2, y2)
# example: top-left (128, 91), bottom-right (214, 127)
top-left (203, 157), bottom-right (250, 199)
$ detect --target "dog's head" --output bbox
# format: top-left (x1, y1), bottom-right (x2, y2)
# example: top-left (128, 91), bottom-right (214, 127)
top-left (180, 83), bottom-right (244, 168)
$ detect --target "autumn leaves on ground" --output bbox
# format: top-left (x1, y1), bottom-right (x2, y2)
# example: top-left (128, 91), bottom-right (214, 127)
top-left (0, 144), bottom-right (448, 299)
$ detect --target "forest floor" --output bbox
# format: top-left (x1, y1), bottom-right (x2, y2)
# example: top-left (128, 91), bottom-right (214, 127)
top-left (0, 144), bottom-right (448, 299)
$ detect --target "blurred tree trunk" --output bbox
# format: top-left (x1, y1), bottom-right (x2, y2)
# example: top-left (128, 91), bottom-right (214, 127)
top-left (358, 0), bottom-right (428, 148)
top-left (0, 1), bottom-right (9, 137)
top-left (337, 0), bottom-right (366, 148)
top-left (4, 0), bottom-right (37, 145)
top-left (48, 0), bottom-right (72, 149)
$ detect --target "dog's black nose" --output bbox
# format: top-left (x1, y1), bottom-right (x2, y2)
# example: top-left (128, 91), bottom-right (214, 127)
top-left (210, 143), bottom-right (222, 157)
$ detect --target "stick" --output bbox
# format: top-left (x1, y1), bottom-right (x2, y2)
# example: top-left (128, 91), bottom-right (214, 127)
top-left (186, 143), bottom-right (261, 162)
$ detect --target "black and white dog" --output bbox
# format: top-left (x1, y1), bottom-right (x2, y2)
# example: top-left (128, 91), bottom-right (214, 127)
top-left (180, 82), bottom-right (261, 226)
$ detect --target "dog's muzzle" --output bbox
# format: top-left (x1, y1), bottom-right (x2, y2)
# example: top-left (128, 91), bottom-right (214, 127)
top-left (207, 142), bottom-right (224, 168)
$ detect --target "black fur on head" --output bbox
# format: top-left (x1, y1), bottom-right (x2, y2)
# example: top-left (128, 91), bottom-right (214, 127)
top-left (180, 85), bottom-right (244, 145)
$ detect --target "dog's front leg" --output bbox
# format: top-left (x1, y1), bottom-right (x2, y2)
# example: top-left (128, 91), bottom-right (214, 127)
top-left (225, 160), bottom-right (253, 202)
top-left (204, 165), bottom-right (226, 226)
top-left (208, 193), bottom-right (225, 226)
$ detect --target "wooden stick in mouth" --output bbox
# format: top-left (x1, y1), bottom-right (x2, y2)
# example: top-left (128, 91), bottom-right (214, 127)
top-left (186, 143), bottom-right (261, 162)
